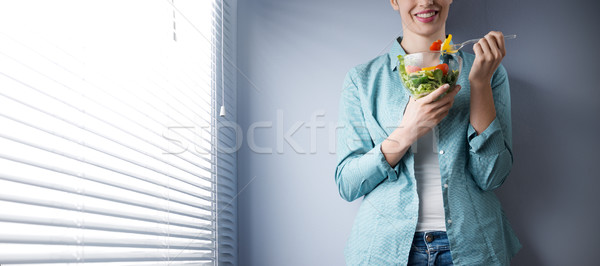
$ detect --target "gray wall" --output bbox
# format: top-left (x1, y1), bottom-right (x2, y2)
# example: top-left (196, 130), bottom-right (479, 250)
top-left (236, 0), bottom-right (600, 265)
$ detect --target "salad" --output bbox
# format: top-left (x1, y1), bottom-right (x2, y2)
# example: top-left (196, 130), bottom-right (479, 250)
top-left (397, 34), bottom-right (460, 98)
top-left (398, 56), bottom-right (460, 98)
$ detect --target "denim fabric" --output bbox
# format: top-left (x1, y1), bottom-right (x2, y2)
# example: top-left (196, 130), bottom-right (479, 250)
top-left (408, 231), bottom-right (454, 266)
top-left (335, 36), bottom-right (522, 265)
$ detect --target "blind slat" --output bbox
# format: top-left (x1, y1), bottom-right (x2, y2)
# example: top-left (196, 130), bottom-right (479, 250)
top-left (0, 222), bottom-right (214, 250)
top-left (0, 170), bottom-right (214, 216)
top-left (0, 201), bottom-right (214, 236)
top-left (0, 244), bottom-right (214, 264)
top-left (0, 179), bottom-right (214, 226)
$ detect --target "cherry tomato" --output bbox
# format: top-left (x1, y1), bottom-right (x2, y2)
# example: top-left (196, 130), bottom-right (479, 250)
top-left (430, 40), bottom-right (442, 51)
top-left (435, 63), bottom-right (449, 75)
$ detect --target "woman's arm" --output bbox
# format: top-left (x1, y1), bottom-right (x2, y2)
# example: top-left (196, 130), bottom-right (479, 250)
top-left (335, 69), bottom-right (402, 202)
top-left (335, 68), bottom-right (461, 202)
top-left (469, 31), bottom-right (506, 133)
top-left (467, 31), bottom-right (514, 191)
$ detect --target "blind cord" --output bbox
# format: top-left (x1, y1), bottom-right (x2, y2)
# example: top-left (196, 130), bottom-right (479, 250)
top-left (219, 0), bottom-right (226, 118)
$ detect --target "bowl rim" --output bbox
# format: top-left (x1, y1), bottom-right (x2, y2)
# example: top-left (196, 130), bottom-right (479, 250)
top-left (400, 50), bottom-right (463, 58)
top-left (398, 52), bottom-right (463, 69)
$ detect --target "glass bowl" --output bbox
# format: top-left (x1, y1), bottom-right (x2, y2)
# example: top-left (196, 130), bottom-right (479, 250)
top-left (397, 51), bottom-right (462, 99)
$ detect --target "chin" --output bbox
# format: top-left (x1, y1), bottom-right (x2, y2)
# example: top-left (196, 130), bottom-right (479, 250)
top-left (402, 19), bottom-right (444, 36)
top-left (408, 26), bottom-right (443, 37)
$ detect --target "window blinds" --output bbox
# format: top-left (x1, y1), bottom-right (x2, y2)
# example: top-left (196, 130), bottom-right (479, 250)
top-left (211, 0), bottom-right (238, 264)
top-left (0, 0), bottom-right (237, 265)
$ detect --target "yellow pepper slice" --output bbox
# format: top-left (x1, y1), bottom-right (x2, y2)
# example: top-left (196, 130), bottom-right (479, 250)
top-left (441, 34), bottom-right (452, 54)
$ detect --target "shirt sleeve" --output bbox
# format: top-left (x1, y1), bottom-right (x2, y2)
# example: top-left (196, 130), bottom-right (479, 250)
top-left (334, 68), bottom-right (402, 202)
top-left (466, 64), bottom-right (514, 191)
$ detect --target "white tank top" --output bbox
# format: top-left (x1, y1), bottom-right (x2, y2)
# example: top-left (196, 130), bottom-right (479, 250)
top-left (412, 128), bottom-right (447, 232)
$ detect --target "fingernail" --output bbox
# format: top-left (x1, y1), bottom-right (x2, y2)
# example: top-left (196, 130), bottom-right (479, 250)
top-left (443, 84), bottom-right (450, 89)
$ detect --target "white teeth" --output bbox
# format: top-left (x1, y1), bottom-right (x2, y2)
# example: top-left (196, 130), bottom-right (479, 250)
top-left (416, 12), bottom-right (436, 18)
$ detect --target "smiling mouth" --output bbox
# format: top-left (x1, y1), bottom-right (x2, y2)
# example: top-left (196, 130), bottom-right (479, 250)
top-left (415, 11), bottom-right (438, 18)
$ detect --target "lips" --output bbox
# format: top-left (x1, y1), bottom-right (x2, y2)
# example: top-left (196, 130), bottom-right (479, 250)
top-left (414, 9), bottom-right (438, 23)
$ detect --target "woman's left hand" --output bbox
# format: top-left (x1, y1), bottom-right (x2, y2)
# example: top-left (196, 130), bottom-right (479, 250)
top-left (468, 31), bottom-right (506, 88)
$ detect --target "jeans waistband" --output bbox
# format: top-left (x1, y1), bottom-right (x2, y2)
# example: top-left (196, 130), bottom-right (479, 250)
top-left (412, 231), bottom-right (450, 251)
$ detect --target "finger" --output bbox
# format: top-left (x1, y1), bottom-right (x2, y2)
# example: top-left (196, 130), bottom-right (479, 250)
top-left (434, 84), bottom-right (461, 107)
top-left (439, 109), bottom-right (451, 120)
top-left (433, 92), bottom-right (458, 111)
top-left (433, 98), bottom-right (453, 113)
top-left (491, 31), bottom-right (506, 57)
top-left (473, 42), bottom-right (483, 58)
top-left (434, 103), bottom-right (452, 119)
top-left (422, 83), bottom-right (450, 103)
top-left (438, 90), bottom-right (457, 109)
top-left (486, 33), bottom-right (502, 59)
top-left (484, 34), bottom-right (500, 60)
top-left (449, 84), bottom-right (461, 95)
top-left (478, 38), bottom-right (493, 62)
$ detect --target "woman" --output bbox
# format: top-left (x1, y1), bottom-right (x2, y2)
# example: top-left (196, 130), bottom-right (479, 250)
top-left (334, 0), bottom-right (521, 265)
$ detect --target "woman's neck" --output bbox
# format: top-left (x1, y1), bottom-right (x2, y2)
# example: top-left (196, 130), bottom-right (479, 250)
top-left (400, 29), bottom-right (446, 54)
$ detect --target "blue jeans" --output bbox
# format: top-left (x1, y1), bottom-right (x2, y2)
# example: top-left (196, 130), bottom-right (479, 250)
top-left (407, 231), bottom-right (454, 266)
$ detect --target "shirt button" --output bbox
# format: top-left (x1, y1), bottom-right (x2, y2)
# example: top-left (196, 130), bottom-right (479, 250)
top-left (443, 183), bottom-right (448, 188)
top-left (439, 150), bottom-right (445, 155)
top-left (447, 219), bottom-right (452, 224)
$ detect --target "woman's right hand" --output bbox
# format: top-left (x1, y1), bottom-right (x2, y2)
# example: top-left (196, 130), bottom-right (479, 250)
top-left (381, 83), bottom-right (461, 168)
top-left (400, 83), bottom-right (461, 143)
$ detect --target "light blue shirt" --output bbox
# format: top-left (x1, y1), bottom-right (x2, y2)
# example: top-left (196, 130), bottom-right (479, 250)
top-left (335, 37), bottom-right (521, 265)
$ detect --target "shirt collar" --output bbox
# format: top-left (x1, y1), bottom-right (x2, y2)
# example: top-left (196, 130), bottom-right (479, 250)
top-left (389, 36), bottom-right (406, 71)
